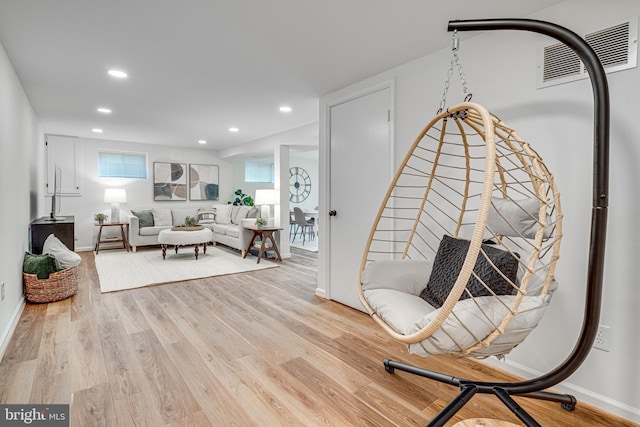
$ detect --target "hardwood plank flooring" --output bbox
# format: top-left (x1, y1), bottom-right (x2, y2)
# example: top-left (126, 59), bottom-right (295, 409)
top-left (0, 246), bottom-right (637, 426)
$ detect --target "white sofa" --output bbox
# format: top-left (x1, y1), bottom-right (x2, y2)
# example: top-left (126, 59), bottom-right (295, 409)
top-left (128, 205), bottom-right (257, 255)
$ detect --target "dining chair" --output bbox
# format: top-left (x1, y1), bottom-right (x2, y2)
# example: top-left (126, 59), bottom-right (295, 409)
top-left (292, 207), bottom-right (315, 244)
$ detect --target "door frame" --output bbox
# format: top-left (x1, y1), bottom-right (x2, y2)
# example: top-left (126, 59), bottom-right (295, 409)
top-left (317, 78), bottom-right (395, 301)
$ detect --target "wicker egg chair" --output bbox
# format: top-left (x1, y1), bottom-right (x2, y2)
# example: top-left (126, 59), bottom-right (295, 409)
top-left (359, 101), bottom-right (562, 359)
top-left (355, 18), bottom-right (610, 427)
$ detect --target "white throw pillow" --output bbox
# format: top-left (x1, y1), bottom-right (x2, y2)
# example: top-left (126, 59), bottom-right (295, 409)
top-left (232, 206), bottom-right (252, 225)
top-left (488, 197), bottom-right (552, 239)
top-left (43, 234), bottom-right (81, 268)
top-left (361, 259), bottom-right (432, 296)
top-left (215, 204), bottom-right (232, 225)
top-left (152, 208), bottom-right (172, 226)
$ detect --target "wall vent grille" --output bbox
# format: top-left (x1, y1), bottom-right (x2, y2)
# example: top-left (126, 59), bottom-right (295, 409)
top-left (538, 19), bottom-right (637, 88)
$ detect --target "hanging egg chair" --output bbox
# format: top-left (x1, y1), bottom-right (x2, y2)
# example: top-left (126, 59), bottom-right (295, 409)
top-left (356, 19), bottom-right (610, 427)
top-left (359, 101), bottom-right (562, 359)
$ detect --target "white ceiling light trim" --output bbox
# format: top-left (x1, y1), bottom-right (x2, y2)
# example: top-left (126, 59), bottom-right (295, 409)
top-left (198, 140), bottom-right (207, 144)
top-left (279, 106), bottom-right (292, 113)
top-left (229, 127), bottom-right (239, 133)
top-left (92, 128), bottom-right (103, 133)
top-left (107, 69), bottom-right (128, 78)
top-left (97, 107), bottom-right (112, 113)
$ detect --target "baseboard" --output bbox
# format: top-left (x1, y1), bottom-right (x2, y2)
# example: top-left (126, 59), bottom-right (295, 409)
top-left (0, 297), bottom-right (25, 364)
top-left (315, 287), bottom-right (327, 299)
top-left (480, 357), bottom-right (640, 424)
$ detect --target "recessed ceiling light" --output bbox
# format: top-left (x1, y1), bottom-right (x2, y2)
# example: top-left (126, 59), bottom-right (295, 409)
top-left (229, 127), bottom-right (239, 133)
top-left (107, 69), bottom-right (128, 78)
top-left (97, 107), bottom-right (112, 114)
top-left (198, 140), bottom-right (207, 144)
top-left (279, 106), bottom-right (292, 113)
top-left (92, 128), bottom-right (103, 133)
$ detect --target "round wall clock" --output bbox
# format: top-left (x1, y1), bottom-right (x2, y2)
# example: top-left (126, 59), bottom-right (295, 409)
top-left (289, 166), bottom-right (311, 203)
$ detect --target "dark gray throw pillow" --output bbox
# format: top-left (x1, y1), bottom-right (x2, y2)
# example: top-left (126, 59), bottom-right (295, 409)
top-left (420, 235), bottom-right (519, 308)
top-left (131, 209), bottom-right (154, 228)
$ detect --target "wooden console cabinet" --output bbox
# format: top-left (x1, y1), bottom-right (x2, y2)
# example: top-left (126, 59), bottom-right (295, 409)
top-left (30, 216), bottom-right (75, 254)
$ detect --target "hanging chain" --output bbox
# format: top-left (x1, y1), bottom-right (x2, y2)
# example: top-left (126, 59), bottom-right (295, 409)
top-left (437, 30), bottom-right (472, 114)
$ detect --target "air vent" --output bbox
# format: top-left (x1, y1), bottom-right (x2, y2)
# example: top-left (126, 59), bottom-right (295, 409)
top-left (543, 43), bottom-right (580, 81)
top-left (538, 19), bottom-right (638, 88)
top-left (586, 22), bottom-right (630, 68)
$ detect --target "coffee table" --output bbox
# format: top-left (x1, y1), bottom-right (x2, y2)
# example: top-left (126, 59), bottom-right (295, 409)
top-left (158, 228), bottom-right (213, 260)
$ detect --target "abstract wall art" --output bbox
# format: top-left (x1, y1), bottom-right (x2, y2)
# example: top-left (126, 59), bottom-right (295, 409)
top-left (153, 162), bottom-right (188, 201)
top-left (189, 164), bottom-right (219, 201)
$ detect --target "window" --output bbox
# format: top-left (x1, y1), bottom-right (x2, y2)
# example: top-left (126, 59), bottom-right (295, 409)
top-left (245, 161), bottom-right (273, 183)
top-left (98, 151), bottom-right (147, 178)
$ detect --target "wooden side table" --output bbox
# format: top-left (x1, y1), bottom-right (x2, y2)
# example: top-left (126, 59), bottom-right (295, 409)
top-left (95, 222), bottom-right (130, 254)
top-left (242, 225), bottom-right (283, 264)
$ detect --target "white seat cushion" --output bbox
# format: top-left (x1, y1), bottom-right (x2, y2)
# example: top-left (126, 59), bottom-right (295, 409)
top-left (363, 289), bottom-right (436, 335)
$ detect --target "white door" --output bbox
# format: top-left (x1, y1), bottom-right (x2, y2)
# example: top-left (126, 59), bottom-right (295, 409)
top-left (328, 87), bottom-right (391, 310)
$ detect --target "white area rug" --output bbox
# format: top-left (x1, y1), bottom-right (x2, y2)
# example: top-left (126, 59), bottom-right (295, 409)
top-left (95, 247), bottom-right (277, 293)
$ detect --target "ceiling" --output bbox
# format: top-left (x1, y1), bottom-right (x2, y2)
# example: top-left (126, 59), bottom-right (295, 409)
top-left (0, 1), bottom-right (565, 152)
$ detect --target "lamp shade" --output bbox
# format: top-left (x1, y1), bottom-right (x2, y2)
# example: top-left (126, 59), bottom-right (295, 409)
top-left (254, 189), bottom-right (275, 205)
top-left (104, 188), bottom-right (127, 203)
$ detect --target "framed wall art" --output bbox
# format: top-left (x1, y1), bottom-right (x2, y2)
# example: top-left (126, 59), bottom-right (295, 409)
top-left (189, 164), bottom-right (219, 201)
top-left (153, 162), bottom-right (188, 201)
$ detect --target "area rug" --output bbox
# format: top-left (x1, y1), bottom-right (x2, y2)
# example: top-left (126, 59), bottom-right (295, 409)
top-left (95, 247), bottom-right (277, 293)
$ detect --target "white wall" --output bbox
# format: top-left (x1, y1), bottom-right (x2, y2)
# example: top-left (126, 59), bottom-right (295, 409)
top-left (232, 152), bottom-right (318, 209)
top-left (0, 40), bottom-right (43, 358)
top-left (50, 136), bottom-right (234, 250)
top-left (289, 153), bottom-right (319, 211)
top-left (320, 0), bottom-right (640, 422)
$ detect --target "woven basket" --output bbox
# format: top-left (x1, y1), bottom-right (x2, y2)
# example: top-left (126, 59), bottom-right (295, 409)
top-left (23, 265), bottom-right (79, 303)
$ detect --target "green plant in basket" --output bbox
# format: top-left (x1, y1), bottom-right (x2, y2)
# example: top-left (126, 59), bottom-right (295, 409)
top-left (255, 217), bottom-right (267, 227)
top-left (184, 216), bottom-right (198, 227)
top-left (94, 213), bottom-right (108, 223)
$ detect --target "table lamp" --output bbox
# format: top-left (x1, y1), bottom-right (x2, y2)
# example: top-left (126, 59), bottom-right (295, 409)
top-left (104, 188), bottom-right (127, 223)
top-left (254, 189), bottom-right (276, 223)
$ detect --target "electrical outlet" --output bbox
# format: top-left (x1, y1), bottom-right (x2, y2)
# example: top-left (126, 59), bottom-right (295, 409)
top-left (594, 324), bottom-right (611, 352)
top-left (1, 282), bottom-right (4, 302)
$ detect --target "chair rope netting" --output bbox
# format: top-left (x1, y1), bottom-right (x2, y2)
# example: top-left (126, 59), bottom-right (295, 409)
top-left (358, 101), bottom-right (563, 358)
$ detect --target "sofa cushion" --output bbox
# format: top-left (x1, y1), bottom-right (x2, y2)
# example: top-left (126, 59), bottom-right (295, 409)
top-left (43, 234), bottom-right (81, 269)
top-left (131, 209), bottom-right (154, 228)
top-left (171, 207), bottom-right (200, 226)
top-left (225, 226), bottom-right (241, 238)
top-left (214, 204), bottom-right (233, 225)
top-left (140, 226), bottom-right (171, 236)
top-left (23, 252), bottom-right (63, 279)
top-left (232, 206), bottom-right (252, 224)
top-left (212, 223), bottom-right (229, 235)
top-left (152, 208), bottom-right (172, 226)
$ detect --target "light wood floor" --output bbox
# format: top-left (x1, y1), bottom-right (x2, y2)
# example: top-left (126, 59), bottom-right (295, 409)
top-left (0, 246), bottom-right (636, 426)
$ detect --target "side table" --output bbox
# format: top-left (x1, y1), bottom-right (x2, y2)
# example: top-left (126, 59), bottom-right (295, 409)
top-left (95, 222), bottom-right (130, 254)
top-left (242, 225), bottom-right (283, 264)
